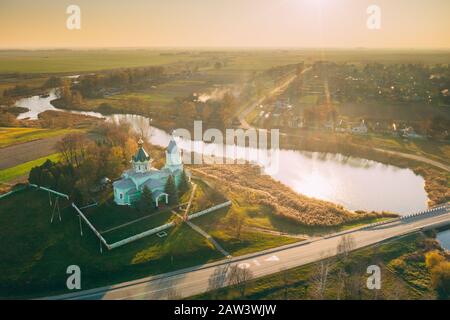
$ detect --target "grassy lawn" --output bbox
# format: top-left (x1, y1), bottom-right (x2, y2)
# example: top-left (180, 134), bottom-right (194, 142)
top-left (0, 127), bottom-right (80, 148)
top-left (192, 233), bottom-right (442, 300)
top-left (101, 209), bottom-right (176, 244)
top-left (0, 153), bottom-right (61, 183)
top-left (189, 206), bottom-right (300, 256)
top-left (84, 197), bottom-right (168, 232)
top-left (0, 188), bottom-right (299, 298)
top-left (85, 179), bottom-right (226, 243)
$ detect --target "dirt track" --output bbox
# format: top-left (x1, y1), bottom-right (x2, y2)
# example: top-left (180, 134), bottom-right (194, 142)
top-left (0, 136), bottom-right (63, 170)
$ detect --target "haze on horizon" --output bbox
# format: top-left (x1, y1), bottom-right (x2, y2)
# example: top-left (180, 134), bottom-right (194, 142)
top-left (1, 0), bottom-right (449, 49)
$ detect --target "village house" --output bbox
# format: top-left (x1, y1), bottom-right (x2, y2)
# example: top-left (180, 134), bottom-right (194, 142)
top-left (335, 119), bottom-right (348, 133)
top-left (350, 121), bottom-right (368, 135)
top-left (288, 116), bottom-right (304, 128)
top-left (400, 126), bottom-right (426, 140)
top-left (323, 120), bottom-right (334, 131)
top-left (113, 137), bottom-right (185, 207)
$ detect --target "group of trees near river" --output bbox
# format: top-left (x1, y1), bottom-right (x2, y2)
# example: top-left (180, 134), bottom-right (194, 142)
top-left (27, 121), bottom-right (191, 209)
top-left (28, 122), bottom-right (139, 204)
top-left (54, 66), bottom-right (165, 109)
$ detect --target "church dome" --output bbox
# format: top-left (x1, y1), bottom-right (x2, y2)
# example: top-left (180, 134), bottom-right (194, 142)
top-left (132, 139), bottom-right (150, 162)
top-left (166, 137), bottom-right (178, 153)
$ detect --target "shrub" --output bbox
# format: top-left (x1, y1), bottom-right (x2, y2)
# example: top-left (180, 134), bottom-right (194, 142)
top-left (425, 251), bottom-right (446, 269)
top-left (430, 261), bottom-right (450, 299)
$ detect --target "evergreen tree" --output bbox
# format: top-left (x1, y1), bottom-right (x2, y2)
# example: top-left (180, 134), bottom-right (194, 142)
top-left (40, 169), bottom-right (55, 188)
top-left (179, 170), bottom-right (189, 193)
top-left (28, 166), bottom-right (41, 185)
top-left (139, 186), bottom-right (154, 212)
top-left (42, 159), bottom-right (54, 170)
top-left (57, 173), bottom-right (71, 194)
top-left (164, 175), bottom-right (178, 204)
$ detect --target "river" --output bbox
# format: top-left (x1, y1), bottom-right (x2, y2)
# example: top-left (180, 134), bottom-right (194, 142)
top-left (437, 229), bottom-right (450, 251)
top-left (14, 91), bottom-right (430, 215)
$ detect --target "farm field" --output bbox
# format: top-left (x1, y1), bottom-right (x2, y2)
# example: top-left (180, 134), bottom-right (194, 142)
top-left (0, 50), bottom-right (202, 74)
top-left (1, 49), bottom-right (450, 74)
top-left (0, 127), bottom-right (79, 148)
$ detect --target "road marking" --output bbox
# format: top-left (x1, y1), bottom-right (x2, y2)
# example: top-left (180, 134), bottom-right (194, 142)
top-left (237, 263), bottom-right (251, 269)
top-left (264, 255), bottom-right (280, 262)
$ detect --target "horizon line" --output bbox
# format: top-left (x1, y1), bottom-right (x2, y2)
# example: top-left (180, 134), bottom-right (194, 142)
top-left (1, 46), bottom-right (450, 51)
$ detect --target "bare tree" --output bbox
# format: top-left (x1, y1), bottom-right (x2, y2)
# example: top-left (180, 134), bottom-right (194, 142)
top-left (56, 133), bottom-right (88, 167)
top-left (337, 234), bottom-right (356, 259)
top-left (335, 235), bottom-right (356, 300)
top-left (335, 267), bottom-right (347, 300)
top-left (207, 265), bottom-right (229, 299)
top-left (280, 268), bottom-right (292, 300)
top-left (342, 258), bottom-right (367, 300)
top-left (227, 209), bottom-right (247, 240)
top-left (227, 264), bottom-right (254, 298)
top-left (310, 251), bottom-right (333, 300)
top-left (166, 288), bottom-right (181, 300)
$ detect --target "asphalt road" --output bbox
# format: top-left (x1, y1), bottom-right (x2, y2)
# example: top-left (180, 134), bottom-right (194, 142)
top-left (0, 136), bottom-right (62, 170)
top-left (49, 205), bottom-right (449, 300)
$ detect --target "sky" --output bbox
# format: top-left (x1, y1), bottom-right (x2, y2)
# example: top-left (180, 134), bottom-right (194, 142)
top-left (1, 0), bottom-right (449, 49)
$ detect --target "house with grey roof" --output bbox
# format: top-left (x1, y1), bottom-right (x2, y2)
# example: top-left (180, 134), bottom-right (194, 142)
top-left (113, 137), bottom-right (184, 207)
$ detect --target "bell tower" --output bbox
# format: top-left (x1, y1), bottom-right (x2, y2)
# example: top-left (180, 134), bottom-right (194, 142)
top-left (132, 138), bottom-right (152, 173)
top-left (165, 137), bottom-right (183, 172)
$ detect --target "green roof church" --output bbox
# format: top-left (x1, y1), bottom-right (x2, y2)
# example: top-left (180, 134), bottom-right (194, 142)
top-left (113, 137), bottom-right (184, 207)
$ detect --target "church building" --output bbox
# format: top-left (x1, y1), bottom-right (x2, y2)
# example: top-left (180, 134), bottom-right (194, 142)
top-left (113, 137), bottom-right (184, 207)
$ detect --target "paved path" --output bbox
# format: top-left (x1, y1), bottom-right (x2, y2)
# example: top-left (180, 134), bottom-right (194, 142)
top-left (373, 148), bottom-right (450, 172)
top-left (46, 205), bottom-right (450, 300)
top-left (173, 210), bottom-right (231, 257)
top-left (244, 226), bottom-right (311, 240)
top-left (0, 136), bottom-right (62, 170)
top-left (185, 219), bottom-right (230, 257)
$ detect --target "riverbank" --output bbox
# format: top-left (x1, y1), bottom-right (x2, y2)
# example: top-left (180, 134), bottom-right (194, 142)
top-left (191, 164), bottom-right (397, 231)
top-left (281, 133), bottom-right (449, 207)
